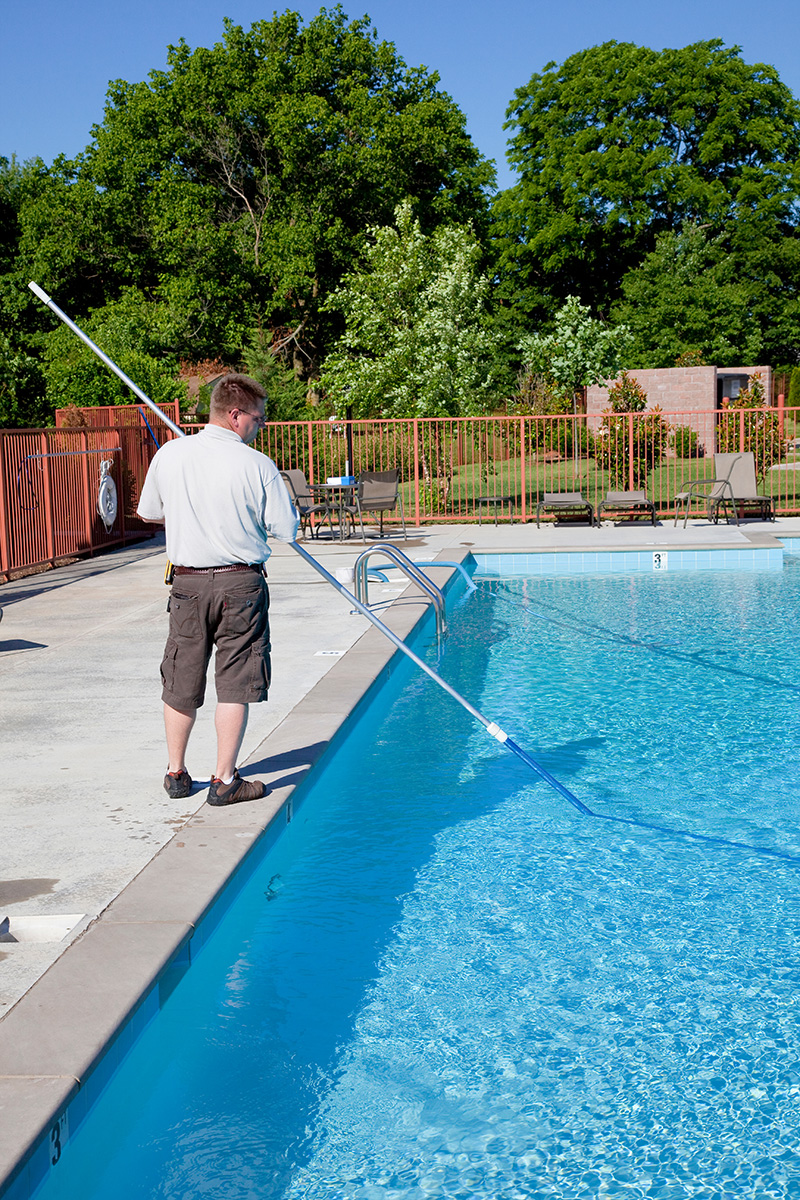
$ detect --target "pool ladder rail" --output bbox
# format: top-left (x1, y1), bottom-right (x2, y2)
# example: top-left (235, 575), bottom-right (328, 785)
top-left (354, 545), bottom-right (450, 640)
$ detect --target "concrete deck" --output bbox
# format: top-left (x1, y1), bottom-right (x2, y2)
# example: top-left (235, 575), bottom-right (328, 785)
top-left (1, 514), bottom-right (799, 1196)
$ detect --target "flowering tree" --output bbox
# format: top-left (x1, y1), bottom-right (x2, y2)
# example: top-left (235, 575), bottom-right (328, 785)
top-left (519, 296), bottom-right (631, 469)
top-left (717, 373), bottom-right (784, 483)
top-left (320, 200), bottom-right (498, 498)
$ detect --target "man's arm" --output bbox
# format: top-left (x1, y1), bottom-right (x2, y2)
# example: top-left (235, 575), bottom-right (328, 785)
top-left (264, 473), bottom-right (300, 542)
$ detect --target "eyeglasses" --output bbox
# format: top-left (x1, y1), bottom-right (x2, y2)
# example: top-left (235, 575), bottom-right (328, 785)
top-left (233, 408), bottom-right (267, 426)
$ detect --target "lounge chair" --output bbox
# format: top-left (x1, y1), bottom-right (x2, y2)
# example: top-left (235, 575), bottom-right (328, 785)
top-left (535, 492), bottom-right (595, 528)
top-left (596, 490), bottom-right (656, 526)
top-left (674, 452), bottom-right (775, 527)
top-left (343, 470), bottom-right (407, 541)
top-left (279, 469), bottom-right (335, 539)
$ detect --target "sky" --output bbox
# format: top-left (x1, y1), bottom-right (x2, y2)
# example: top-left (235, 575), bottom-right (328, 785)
top-left (2, 0), bottom-right (800, 191)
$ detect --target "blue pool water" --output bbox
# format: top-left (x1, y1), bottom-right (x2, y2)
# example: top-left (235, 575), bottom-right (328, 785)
top-left (34, 565), bottom-right (800, 1198)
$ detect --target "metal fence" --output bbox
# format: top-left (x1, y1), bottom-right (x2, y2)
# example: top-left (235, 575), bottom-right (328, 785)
top-left (0, 424), bottom-right (161, 582)
top-left (258, 405), bottom-right (800, 526)
top-left (3, 403), bottom-right (799, 579)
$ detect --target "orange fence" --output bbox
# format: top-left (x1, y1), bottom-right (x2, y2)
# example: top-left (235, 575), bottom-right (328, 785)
top-left (3, 403), bottom-right (799, 579)
top-left (0, 424), bottom-right (162, 581)
top-left (257, 405), bottom-right (800, 526)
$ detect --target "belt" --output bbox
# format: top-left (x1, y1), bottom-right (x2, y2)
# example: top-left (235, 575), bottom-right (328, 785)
top-left (173, 564), bottom-right (263, 575)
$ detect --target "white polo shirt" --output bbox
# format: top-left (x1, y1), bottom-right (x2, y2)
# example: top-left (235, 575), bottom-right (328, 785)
top-left (137, 424), bottom-right (299, 566)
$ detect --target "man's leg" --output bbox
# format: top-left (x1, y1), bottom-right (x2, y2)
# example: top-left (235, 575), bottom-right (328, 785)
top-left (164, 703), bottom-right (196, 774)
top-left (214, 701), bottom-right (249, 782)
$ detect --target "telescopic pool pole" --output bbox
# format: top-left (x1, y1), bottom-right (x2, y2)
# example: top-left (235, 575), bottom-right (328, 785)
top-left (28, 280), bottom-right (591, 817)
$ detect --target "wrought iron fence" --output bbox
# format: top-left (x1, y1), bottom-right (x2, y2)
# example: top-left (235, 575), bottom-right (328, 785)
top-left (4, 403), bottom-right (799, 579)
top-left (0, 425), bottom-right (159, 581)
top-left (258, 406), bottom-right (800, 526)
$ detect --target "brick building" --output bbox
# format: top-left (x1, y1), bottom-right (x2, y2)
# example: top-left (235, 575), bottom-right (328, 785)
top-left (586, 365), bottom-right (773, 455)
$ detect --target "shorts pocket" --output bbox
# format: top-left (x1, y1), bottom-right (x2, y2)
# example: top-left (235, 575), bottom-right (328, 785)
top-left (160, 637), bottom-right (179, 693)
top-left (221, 585), bottom-right (265, 637)
top-left (250, 638), bottom-right (271, 695)
top-left (169, 590), bottom-right (201, 639)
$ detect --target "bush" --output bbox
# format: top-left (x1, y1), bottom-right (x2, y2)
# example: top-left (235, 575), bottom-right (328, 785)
top-left (672, 425), bottom-right (701, 458)
top-left (596, 371), bottom-right (671, 489)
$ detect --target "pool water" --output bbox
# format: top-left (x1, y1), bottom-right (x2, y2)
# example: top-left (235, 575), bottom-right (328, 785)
top-left (34, 567), bottom-right (800, 1199)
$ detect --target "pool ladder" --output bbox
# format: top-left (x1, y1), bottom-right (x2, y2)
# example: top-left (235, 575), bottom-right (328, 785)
top-left (354, 545), bottom-right (449, 640)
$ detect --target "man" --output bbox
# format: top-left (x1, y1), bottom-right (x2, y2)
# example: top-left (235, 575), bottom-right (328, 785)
top-left (137, 373), bottom-right (299, 805)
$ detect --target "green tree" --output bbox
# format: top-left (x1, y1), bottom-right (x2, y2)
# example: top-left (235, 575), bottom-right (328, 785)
top-left (596, 371), bottom-right (672, 490)
top-left (494, 40), bottom-right (800, 359)
top-left (615, 222), bottom-right (763, 367)
top-left (14, 8), bottom-right (493, 376)
top-left (321, 200), bottom-right (497, 417)
top-left (40, 289), bottom-right (185, 413)
top-left (320, 200), bottom-right (497, 498)
top-left (717, 372), bottom-right (784, 482)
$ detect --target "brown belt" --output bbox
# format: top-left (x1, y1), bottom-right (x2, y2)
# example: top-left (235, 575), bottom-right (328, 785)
top-left (173, 564), bottom-right (262, 575)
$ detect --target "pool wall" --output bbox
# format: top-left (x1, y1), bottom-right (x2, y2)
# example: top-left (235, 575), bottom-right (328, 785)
top-left (0, 555), bottom-right (465, 1200)
top-left (0, 529), bottom-right (788, 1199)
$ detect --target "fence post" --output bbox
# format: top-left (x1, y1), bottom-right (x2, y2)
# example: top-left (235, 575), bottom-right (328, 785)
top-left (739, 409), bottom-right (746, 452)
top-left (41, 431), bottom-right (56, 569)
top-left (307, 422), bottom-right (314, 482)
top-left (778, 393), bottom-right (785, 440)
top-left (519, 416), bottom-right (526, 522)
top-left (627, 413), bottom-right (635, 490)
top-left (413, 419), bottom-right (420, 527)
top-left (0, 432), bottom-right (10, 580)
top-left (80, 430), bottom-right (94, 553)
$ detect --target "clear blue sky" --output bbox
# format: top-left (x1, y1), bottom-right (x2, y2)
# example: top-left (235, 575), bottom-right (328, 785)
top-left (3, 0), bottom-right (799, 191)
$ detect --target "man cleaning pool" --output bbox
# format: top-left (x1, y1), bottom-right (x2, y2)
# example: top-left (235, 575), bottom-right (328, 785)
top-left (137, 373), bottom-right (299, 806)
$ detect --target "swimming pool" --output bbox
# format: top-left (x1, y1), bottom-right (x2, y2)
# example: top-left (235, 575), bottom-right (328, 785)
top-left (31, 562), bottom-right (800, 1198)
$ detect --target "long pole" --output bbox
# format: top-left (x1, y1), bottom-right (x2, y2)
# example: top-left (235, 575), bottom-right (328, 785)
top-left (28, 280), bottom-right (590, 816)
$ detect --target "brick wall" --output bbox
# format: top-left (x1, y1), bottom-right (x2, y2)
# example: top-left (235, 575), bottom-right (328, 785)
top-left (587, 366), bottom-right (772, 454)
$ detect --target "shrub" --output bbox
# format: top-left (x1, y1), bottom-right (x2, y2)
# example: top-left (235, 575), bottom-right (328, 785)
top-left (596, 371), bottom-right (672, 489)
top-left (672, 425), bottom-right (701, 458)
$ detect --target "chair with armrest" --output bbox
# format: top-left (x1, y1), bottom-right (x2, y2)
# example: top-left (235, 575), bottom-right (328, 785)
top-left (674, 453), bottom-right (774, 527)
top-left (279, 469), bottom-right (335, 540)
top-left (344, 470), bottom-right (407, 542)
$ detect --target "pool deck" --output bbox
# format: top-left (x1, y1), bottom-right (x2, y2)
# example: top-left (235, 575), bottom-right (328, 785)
top-left (2, 514), bottom-right (799, 1196)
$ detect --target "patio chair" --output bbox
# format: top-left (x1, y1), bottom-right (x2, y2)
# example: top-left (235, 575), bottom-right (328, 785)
top-left (596, 490), bottom-right (656, 526)
top-left (343, 470), bottom-right (407, 542)
top-left (279, 469), bottom-right (335, 540)
top-left (674, 452), bottom-right (774, 528)
top-left (536, 492), bottom-right (595, 528)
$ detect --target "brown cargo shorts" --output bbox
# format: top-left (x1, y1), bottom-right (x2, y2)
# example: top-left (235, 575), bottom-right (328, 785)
top-left (160, 569), bottom-right (271, 710)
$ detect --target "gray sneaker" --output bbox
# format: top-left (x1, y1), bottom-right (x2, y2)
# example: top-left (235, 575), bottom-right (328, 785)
top-left (207, 770), bottom-right (268, 806)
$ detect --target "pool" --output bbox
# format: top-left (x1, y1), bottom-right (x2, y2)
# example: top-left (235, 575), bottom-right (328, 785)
top-left (30, 562), bottom-right (800, 1198)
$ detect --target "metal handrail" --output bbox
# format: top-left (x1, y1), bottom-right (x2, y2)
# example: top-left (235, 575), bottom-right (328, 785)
top-left (354, 544), bottom-right (447, 640)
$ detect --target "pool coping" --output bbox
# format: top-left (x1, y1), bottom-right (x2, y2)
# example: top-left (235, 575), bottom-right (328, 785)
top-left (0, 527), bottom-right (788, 1197)
top-left (0, 554), bottom-right (465, 1200)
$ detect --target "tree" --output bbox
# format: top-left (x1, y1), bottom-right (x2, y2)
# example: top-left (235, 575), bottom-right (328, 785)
top-left (494, 39), bottom-right (800, 358)
top-left (13, 8), bottom-right (494, 377)
top-left (320, 200), bottom-right (497, 498)
top-left (596, 372), bottom-right (672, 490)
top-left (717, 373), bottom-right (784, 482)
top-left (321, 200), bottom-right (497, 416)
top-left (614, 222), bottom-right (763, 367)
top-left (39, 289), bottom-right (186, 412)
top-left (519, 296), bottom-right (630, 394)
top-left (518, 297), bottom-right (630, 470)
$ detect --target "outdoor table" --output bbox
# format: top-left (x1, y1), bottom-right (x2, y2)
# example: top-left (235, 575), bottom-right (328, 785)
top-left (477, 495), bottom-right (515, 526)
top-left (309, 480), bottom-right (357, 542)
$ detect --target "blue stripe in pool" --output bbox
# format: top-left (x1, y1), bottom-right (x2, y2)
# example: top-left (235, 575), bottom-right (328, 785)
top-left (30, 562), bottom-right (800, 1199)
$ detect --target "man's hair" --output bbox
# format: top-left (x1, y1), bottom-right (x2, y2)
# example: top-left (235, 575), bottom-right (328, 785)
top-left (210, 373), bottom-right (267, 418)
